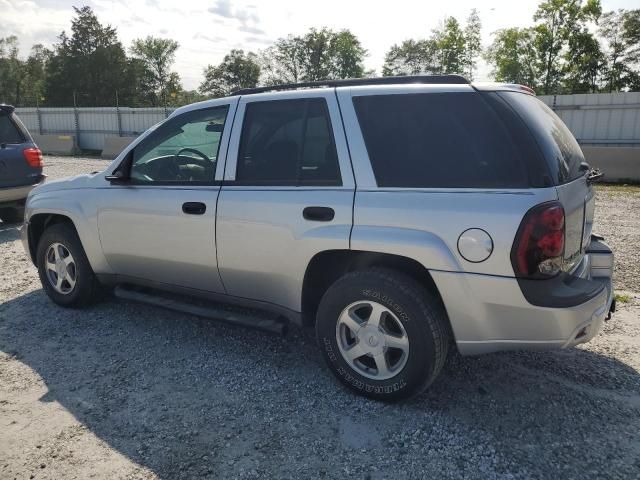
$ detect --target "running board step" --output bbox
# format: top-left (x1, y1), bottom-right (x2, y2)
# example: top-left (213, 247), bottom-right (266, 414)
top-left (114, 285), bottom-right (287, 335)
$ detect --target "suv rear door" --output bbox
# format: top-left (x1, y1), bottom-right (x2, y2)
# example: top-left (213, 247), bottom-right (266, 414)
top-left (216, 89), bottom-right (354, 312)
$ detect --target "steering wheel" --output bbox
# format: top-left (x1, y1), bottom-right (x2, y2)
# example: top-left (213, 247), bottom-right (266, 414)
top-left (176, 147), bottom-right (210, 164)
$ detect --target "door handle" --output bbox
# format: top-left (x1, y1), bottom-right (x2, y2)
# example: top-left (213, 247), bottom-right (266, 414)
top-left (182, 202), bottom-right (207, 215)
top-left (303, 206), bottom-right (334, 222)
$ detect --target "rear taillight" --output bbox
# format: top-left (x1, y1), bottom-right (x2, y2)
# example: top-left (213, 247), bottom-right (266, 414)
top-left (23, 147), bottom-right (43, 168)
top-left (511, 201), bottom-right (565, 278)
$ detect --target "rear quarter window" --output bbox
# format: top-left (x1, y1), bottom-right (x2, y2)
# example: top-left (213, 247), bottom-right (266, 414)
top-left (0, 114), bottom-right (25, 144)
top-left (498, 92), bottom-right (585, 185)
top-left (352, 92), bottom-right (529, 189)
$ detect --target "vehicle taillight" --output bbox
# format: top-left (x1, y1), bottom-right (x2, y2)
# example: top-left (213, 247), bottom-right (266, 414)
top-left (23, 147), bottom-right (43, 168)
top-left (511, 201), bottom-right (565, 278)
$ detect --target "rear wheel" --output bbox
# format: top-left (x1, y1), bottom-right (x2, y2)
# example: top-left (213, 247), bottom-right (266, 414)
top-left (36, 223), bottom-right (100, 307)
top-left (316, 268), bottom-right (450, 402)
top-left (0, 206), bottom-right (24, 224)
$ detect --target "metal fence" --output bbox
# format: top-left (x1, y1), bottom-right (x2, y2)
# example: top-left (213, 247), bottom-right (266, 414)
top-left (14, 92), bottom-right (640, 152)
top-left (539, 92), bottom-right (640, 147)
top-left (15, 107), bottom-right (177, 151)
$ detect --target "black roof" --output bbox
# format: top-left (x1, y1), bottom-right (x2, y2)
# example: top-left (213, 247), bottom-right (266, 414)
top-left (232, 75), bottom-right (469, 96)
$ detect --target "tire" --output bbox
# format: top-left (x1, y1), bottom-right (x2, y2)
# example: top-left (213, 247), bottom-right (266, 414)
top-left (316, 268), bottom-right (450, 402)
top-left (0, 206), bottom-right (24, 224)
top-left (36, 222), bottom-right (100, 307)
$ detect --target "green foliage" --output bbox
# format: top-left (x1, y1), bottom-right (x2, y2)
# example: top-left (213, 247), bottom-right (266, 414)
top-left (563, 28), bottom-right (604, 93)
top-left (463, 9), bottom-right (482, 79)
top-left (599, 9), bottom-right (640, 92)
top-left (200, 49), bottom-right (260, 97)
top-left (0, 38), bottom-right (50, 106)
top-left (382, 39), bottom-right (440, 76)
top-left (44, 6), bottom-right (131, 106)
top-left (4, 2), bottom-right (640, 108)
top-left (130, 36), bottom-right (181, 106)
top-left (437, 17), bottom-right (467, 75)
top-left (485, 28), bottom-right (539, 87)
top-left (614, 292), bottom-right (631, 303)
top-left (533, 0), bottom-right (602, 94)
top-left (382, 12), bottom-right (478, 78)
top-left (261, 28), bottom-right (366, 84)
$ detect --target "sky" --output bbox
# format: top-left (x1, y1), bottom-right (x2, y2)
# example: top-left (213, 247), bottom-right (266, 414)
top-left (2, 0), bottom-right (638, 90)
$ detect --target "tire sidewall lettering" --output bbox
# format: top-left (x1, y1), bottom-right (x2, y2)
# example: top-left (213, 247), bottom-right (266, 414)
top-left (362, 288), bottom-right (410, 323)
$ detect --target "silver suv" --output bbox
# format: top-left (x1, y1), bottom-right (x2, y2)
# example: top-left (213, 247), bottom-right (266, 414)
top-left (21, 75), bottom-right (615, 401)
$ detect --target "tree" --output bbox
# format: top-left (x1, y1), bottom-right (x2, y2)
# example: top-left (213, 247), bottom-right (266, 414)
top-left (533, 0), bottom-right (601, 94)
top-left (436, 17), bottom-right (467, 75)
top-left (0, 36), bottom-right (24, 104)
top-left (485, 28), bottom-right (539, 87)
top-left (130, 36), bottom-right (180, 106)
top-left (562, 29), bottom-right (604, 92)
top-left (260, 36), bottom-right (305, 85)
top-left (463, 9), bottom-right (482, 79)
top-left (623, 9), bottom-right (640, 64)
top-left (382, 39), bottom-right (440, 76)
top-left (200, 49), bottom-right (260, 97)
top-left (600, 10), bottom-right (628, 91)
top-left (330, 30), bottom-right (367, 79)
top-left (44, 6), bottom-right (130, 106)
top-left (261, 28), bottom-right (366, 84)
top-left (382, 15), bottom-right (471, 78)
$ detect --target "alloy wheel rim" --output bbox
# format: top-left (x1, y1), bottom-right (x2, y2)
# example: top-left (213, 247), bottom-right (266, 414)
top-left (45, 242), bottom-right (77, 295)
top-left (335, 300), bottom-right (410, 380)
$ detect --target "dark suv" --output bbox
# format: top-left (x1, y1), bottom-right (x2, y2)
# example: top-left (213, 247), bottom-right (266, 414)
top-left (0, 105), bottom-right (45, 223)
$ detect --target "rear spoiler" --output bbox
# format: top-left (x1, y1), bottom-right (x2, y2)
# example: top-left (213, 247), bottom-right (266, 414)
top-left (472, 83), bottom-right (536, 96)
top-left (0, 104), bottom-right (16, 115)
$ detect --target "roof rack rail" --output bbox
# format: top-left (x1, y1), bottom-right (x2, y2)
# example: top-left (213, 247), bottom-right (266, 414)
top-left (232, 74), bottom-right (469, 96)
top-left (0, 104), bottom-right (16, 114)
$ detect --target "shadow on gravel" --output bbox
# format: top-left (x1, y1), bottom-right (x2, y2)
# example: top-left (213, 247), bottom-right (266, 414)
top-left (1, 289), bottom-right (639, 479)
top-left (0, 223), bottom-right (21, 245)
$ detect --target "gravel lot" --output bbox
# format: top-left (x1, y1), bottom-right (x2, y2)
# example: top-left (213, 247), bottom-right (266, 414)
top-left (1, 156), bottom-right (638, 480)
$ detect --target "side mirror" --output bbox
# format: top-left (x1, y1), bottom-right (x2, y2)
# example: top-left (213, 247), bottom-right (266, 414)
top-left (105, 169), bottom-right (127, 182)
top-left (106, 150), bottom-right (133, 183)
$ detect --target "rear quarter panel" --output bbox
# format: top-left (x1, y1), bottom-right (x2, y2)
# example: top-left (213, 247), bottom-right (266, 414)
top-left (352, 188), bottom-right (558, 276)
top-left (336, 85), bottom-right (559, 276)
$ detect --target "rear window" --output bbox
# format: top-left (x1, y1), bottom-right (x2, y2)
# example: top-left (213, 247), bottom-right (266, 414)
top-left (352, 92), bottom-right (529, 189)
top-left (0, 114), bottom-right (24, 144)
top-left (498, 92), bottom-right (584, 184)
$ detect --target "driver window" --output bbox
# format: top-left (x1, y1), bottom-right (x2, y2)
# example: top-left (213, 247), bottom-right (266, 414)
top-left (130, 106), bottom-right (229, 184)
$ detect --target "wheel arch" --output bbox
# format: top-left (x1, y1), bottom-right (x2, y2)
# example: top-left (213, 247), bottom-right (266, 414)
top-left (27, 213), bottom-right (78, 265)
top-left (301, 250), bottom-right (453, 337)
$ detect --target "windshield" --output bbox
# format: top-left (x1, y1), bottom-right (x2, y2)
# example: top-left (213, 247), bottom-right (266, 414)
top-left (499, 92), bottom-right (585, 185)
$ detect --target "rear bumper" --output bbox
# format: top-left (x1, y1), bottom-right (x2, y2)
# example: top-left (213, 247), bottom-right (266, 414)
top-left (433, 237), bottom-right (614, 355)
top-left (0, 175), bottom-right (46, 205)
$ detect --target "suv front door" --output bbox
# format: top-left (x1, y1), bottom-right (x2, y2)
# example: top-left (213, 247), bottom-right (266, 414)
top-left (96, 100), bottom-right (236, 292)
top-left (216, 90), bottom-right (355, 312)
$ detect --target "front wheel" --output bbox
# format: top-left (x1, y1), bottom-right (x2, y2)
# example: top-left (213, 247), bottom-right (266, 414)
top-left (36, 223), bottom-right (100, 307)
top-left (316, 268), bottom-right (450, 402)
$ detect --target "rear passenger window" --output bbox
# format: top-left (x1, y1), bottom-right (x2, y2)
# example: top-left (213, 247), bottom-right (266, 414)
top-left (0, 115), bottom-right (24, 144)
top-left (353, 93), bottom-right (528, 188)
top-left (236, 99), bottom-right (341, 186)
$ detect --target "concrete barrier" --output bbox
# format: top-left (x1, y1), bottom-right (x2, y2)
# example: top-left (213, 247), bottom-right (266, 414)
top-left (31, 134), bottom-right (76, 155)
top-left (582, 146), bottom-right (640, 183)
top-left (101, 136), bottom-right (137, 159)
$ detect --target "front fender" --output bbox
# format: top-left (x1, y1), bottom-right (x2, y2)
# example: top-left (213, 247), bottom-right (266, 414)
top-left (26, 190), bottom-right (112, 274)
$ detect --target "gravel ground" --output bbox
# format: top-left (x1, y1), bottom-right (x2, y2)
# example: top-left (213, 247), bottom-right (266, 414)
top-left (0, 156), bottom-right (638, 480)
